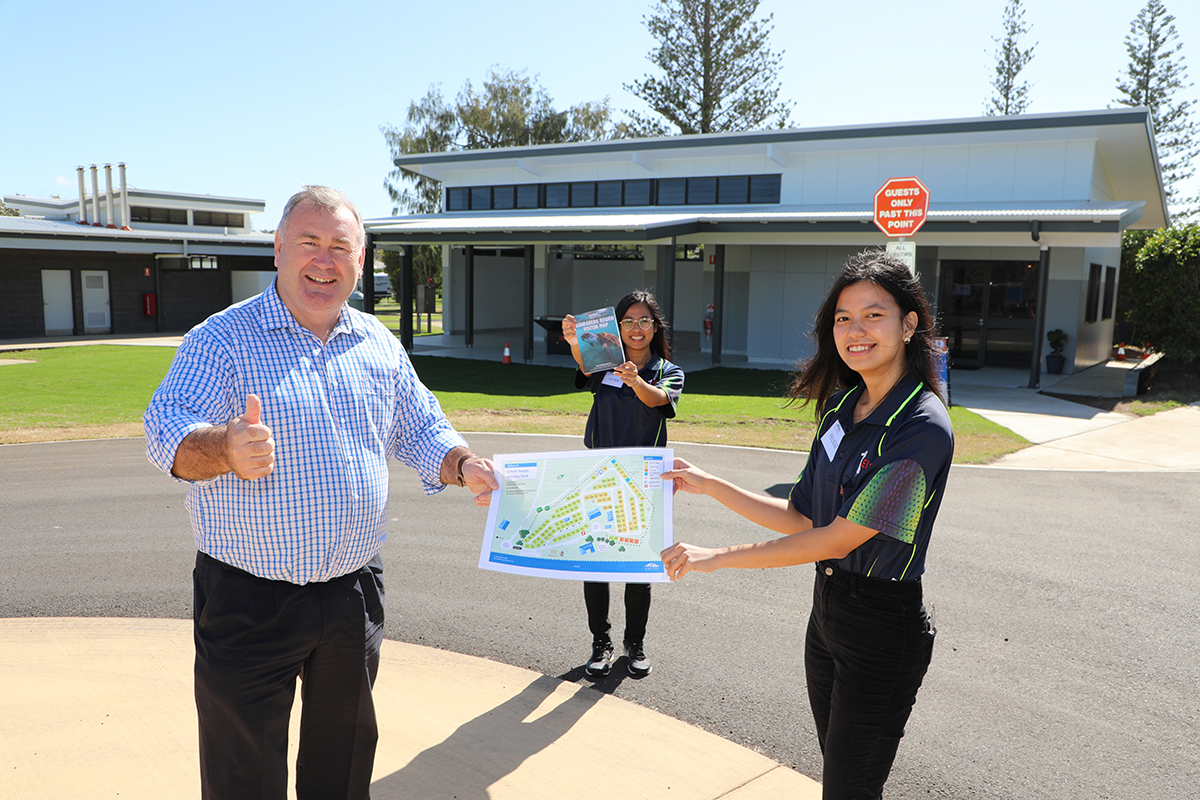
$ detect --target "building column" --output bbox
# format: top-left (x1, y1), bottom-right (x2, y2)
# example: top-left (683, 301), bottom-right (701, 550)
top-left (711, 244), bottom-right (725, 366)
top-left (657, 240), bottom-right (676, 353)
top-left (401, 245), bottom-right (414, 353)
top-left (523, 245), bottom-right (535, 362)
top-left (363, 235), bottom-right (376, 316)
top-left (1028, 238), bottom-right (1051, 389)
top-left (464, 245), bottom-right (475, 348)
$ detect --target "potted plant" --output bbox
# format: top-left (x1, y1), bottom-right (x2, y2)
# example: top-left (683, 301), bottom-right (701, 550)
top-left (1046, 329), bottom-right (1067, 374)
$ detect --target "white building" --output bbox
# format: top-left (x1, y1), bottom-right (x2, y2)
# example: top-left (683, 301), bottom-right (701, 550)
top-left (365, 108), bottom-right (1167, 380)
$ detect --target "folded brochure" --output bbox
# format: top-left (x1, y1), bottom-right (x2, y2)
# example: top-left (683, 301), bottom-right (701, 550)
top-left (574, 306), bottom-right (625, 373)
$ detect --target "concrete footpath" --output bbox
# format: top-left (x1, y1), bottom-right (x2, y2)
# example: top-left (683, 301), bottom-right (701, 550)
top-left (2, 336), bottom-right (1198, 798)
top-left (1, 617), bottom-right (815, 799)
top-left (948, 364), bottom-right (1200, 471)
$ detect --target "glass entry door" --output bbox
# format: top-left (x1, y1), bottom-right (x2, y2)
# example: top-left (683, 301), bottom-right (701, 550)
top-left (940, 260), bottom-right (1040, 369)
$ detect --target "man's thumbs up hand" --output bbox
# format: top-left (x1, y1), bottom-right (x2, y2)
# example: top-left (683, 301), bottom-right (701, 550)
top-left (226, 393), bottom-right (274, 480)
top-left (243, 393), bottom-right (263, 425)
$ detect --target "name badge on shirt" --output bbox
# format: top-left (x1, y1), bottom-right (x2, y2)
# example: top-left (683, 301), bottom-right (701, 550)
top-left (601, 371), bottom-right (624, 388)
top-left (821, 419), bottom-right (845, 462)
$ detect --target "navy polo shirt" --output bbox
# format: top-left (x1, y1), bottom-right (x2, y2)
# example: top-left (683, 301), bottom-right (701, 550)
top-left (576, 354), bottom-right (684, 448)
top-left (790, 373), bottom-right (954, 581)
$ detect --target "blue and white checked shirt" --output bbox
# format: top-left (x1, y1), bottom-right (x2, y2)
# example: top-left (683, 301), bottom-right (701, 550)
top-left (144, 281), bottom-right (467, 584)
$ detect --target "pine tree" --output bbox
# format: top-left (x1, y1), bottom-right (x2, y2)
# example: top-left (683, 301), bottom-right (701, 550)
top-left (984, 0), bottom-right (1036, 116)
top-left (623, 0), bottom-right (792, 136)
top-left (1113, 0), bottom-right (1199, 221)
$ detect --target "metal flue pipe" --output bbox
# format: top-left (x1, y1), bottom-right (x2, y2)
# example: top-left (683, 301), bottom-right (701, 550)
top-left (103, 164), bottom-right (116, 228)
top-left (76, 166), bottom-right (87, 224)
top-left (89, 165), bottom-right (101, 227)
top-left (118, 163), bottom-right (130, 229)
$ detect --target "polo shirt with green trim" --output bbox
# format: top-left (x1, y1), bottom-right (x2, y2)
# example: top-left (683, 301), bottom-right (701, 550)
top-left (789, 372), bottom-right (954, 581)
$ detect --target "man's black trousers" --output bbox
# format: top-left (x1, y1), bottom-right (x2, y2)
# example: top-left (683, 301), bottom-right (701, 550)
top-left (192, 551), bottom-right (385, 800)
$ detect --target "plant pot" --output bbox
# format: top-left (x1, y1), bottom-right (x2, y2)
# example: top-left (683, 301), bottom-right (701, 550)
top-left (1046, 354), bottom-right (1065, 374)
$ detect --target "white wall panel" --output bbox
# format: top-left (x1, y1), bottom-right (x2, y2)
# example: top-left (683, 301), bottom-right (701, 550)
top-left (675, 261), bottom-right (704, 332)
top-left (835, 150), bottom-right (884, 205)
top-left (751, 244), bottom-right (786, 272)
top-left (799, 153), bottom-right (839, 204)
top-left (1064, 140), bottom-right (1098, 200)
top-left (748, 271), bottom-right (786, 361)
top-left (918, 146), bottom-right (970, 202)
top-left (787, 244), bottom-right (833, 274)
top-left (966, 144), bottom-right (1017, 201)
top-left (1013, 142), bottom-right (1068, 201)
top-left (572, 260), bottom-right (645, 311)
top-left (782, 269), bottom-right (831, 363)
top-left (877, 149), bottom-right (929, 186)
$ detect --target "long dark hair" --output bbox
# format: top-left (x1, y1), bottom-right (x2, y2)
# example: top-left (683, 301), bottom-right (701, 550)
top-left (616, 289), bottom-right (672, 360)
top-left (788, 250), bottom-right (943, 417)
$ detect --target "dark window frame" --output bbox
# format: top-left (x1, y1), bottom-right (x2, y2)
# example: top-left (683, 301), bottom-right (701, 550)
top-left (442, 173), bottom-right (783, 212)
top-left (569, 182), bottom-right (596, 208)
top-left (1085, 263), bottom-right (1102, 324)
top-left (1102, 266), bottom-right (1116, 321)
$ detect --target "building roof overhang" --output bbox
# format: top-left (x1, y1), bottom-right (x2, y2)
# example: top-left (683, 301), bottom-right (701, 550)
top-left (0, 216), bottom-right (275, 257)
top-left (4, 190), bottom-right (266, 213)
top-left (364, 200), bottom-right (1143, 251)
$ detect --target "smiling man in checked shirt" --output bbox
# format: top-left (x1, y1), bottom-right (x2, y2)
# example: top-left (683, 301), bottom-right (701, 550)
top-left (144, 185), bottom-right (497, 800)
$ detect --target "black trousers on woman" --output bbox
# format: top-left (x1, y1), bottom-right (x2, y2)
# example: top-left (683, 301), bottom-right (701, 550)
top-left (192, 551), bottom-right (385, 800)
top-left (805, 563), bottom-right (935, 800)
top-left (584, 581), bottom-right (651, 644)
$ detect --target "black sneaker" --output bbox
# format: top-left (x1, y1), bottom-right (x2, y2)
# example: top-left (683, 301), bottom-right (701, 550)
top-left (585, 640), bottom-right (614, 678)
top-left (624, 640), bottom-right (652, 677)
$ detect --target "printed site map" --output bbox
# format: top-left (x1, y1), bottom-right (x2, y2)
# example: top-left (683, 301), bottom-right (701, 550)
top-left (479, 448), bottom-right (674, 582)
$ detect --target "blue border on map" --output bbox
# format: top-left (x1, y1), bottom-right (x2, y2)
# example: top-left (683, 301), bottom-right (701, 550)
top-left (487, 551), bottom-right (665, 574)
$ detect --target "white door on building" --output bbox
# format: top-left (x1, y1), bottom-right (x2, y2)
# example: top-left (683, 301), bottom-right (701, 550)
top-left (81, 270), bottom-right (111, 334)
top-left (41, 269), bottom-right (74, 335)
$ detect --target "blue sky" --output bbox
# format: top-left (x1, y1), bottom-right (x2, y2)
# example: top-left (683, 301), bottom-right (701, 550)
top-left (3, 0), bottom-right (1198, 226)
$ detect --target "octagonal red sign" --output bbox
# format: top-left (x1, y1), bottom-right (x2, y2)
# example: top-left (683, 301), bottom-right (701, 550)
top-left (873, 177), bottom-right (930, 238)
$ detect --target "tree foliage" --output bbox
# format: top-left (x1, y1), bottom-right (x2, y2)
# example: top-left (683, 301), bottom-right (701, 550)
top-left (1121, 223), bottom-right (1200, 365)
top-left (984, 0), bottom-right (1036, 116)
top-left (623, 0), bottom-right (793, 136)
top-left (378, 67), bottom-right (615, 301)
top-left (381, 67), bottom-right (615, 216)
top-left (0, 201), bottom-right (19, 217)
top-left (1113, 0), bottom-right (1199, 221)
top-left (378, 247), bottom-right (441, 298)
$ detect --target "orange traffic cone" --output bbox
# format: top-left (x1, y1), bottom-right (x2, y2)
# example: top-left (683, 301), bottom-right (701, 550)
top-left (502, 342), bottom-right (512, 364)
top-left (1117, 343), bottom-right (1126, 361)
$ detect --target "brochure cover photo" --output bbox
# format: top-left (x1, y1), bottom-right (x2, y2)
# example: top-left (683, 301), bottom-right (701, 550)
top-left (574, 306), bottom-right (625, 373)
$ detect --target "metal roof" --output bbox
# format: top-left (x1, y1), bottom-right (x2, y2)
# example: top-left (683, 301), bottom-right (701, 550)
top-left (392, 108), bottom-right (1155, 171)
top-left (0, 215), bottom-right (275, 256)
top-left (3, 189), bottom-right (266, 212)
top-left (363, 200), bottom-right (1144, 250)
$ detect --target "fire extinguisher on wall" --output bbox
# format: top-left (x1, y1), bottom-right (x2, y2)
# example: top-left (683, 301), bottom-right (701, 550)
top-left (703, 304), bottom-right (714, 341)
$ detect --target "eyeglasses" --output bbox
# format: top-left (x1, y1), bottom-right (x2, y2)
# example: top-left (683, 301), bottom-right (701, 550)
top-left (620, 317), bottom-right (655, 330)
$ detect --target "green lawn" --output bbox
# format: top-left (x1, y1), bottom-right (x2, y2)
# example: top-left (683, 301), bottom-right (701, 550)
top-left (0, 346), bottom-right (176, 436)
top-left (0, 345), bottom-right (1028, 462)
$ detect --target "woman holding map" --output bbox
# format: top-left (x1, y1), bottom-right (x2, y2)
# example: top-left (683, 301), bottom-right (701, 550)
top-left (659, 251), bottom-right (953, 799)
top-left (562, 290), bottom-right (684, 679)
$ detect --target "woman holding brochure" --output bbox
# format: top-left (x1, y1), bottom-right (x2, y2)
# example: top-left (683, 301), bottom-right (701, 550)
top-left (660, 251), bottom-right (953, 799)
top-left (562, 290), bottom-right (684, 678)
